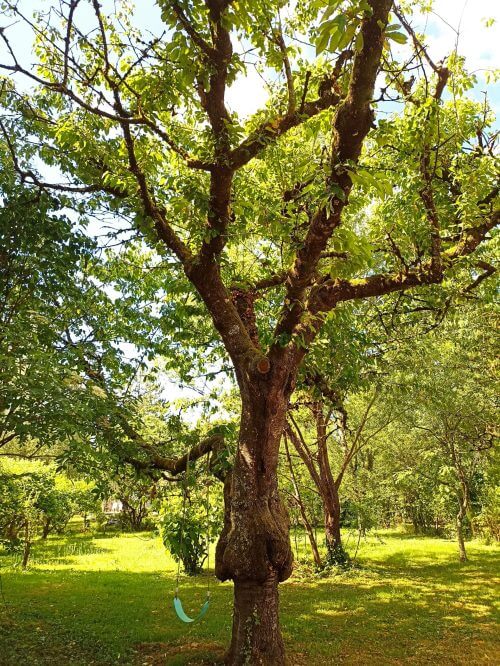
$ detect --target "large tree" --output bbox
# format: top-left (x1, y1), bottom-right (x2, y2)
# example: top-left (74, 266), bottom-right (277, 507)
top-left (0, 150), bottom-right (100, 452)
top-left (0, 0), bottom-right (498, 662)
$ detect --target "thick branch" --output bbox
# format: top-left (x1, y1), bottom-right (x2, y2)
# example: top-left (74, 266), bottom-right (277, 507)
top-left (310, 211), bottom-right (499, 311)
top-left (228, 92), bottom-right (340, 170)
top-left (272, 0), bottom-right (392, 341)
top-left (194, 0), bottom-right (233, 263)
top-left (121, 433), bottom-right (225, 477)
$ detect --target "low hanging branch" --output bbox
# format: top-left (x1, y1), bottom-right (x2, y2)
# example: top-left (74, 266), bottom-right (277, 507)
top-left (119, 432), bottom-right (226, 478)
top-left (75, 345), bottom-right (227, 480)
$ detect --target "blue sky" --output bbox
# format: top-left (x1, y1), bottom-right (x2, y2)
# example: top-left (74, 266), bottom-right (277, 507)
top-left (2, 1), bottom-right (498, 117)
top-left (227, 0), bottom-right (500, 120)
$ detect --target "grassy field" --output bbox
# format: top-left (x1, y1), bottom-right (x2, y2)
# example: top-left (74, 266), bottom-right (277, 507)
top-left (0, 528), bottom-right (498, 665)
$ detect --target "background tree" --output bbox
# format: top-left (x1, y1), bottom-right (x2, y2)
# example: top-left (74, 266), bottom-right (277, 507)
top-left (286, 385), bottom-right (391, 565)
top-left (0, 458), bottom-right (97, 566)
top-left (383, 306), bottom-right (498, 561)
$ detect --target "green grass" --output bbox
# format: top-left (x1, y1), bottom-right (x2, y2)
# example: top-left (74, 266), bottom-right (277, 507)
top-left (0, 528), bottom-right (498, 665)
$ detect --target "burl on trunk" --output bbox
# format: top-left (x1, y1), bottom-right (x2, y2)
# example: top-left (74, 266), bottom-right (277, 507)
top-left (215, 378), bottom-right (294, 665)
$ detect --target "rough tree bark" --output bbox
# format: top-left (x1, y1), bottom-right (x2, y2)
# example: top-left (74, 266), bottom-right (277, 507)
top-left (215, 370), bottom-right (295, 665)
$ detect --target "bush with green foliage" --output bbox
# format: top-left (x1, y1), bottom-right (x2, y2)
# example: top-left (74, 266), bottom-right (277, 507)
top-left (159, 474), bottom-right (222, 576)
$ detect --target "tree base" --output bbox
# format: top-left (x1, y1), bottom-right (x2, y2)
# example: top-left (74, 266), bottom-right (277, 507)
top-left (325, 542), bottom-right (350, 567)
top-left (225, 574), bottom-right (287, 666)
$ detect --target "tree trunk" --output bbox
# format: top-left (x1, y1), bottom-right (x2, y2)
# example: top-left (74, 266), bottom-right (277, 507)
top-left (286, 402), bottom-right (348, 567)
top-left (456, 511), bottom-right (467, 562)
top-left (215, 378), bottom-right (294, 665)
top-left (313, 402), bottom-right (348, 565)
top-left (302, 514), bottom-right (321, 568)
top-left (323, 482), bottom-right (348, 565)
top-left (42, 517), bottom-right (51, 539)
top-left (324, 483), bottom-right (342, 553)
top-left (226, 573), bottom-right (285, 665)
top-left (451, 444), bottom-right (470, 563)
top-left (456, 490), bottom-right (468, 563)
top-left (284, 435), bottom-right (322, 567)
top-left (22, 521), bottom-right (31, 569)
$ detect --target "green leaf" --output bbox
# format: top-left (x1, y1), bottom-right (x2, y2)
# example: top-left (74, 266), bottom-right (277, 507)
top-left (316, 27), bottom-right (331, 55)
top-left (355, 30), bottom-right (364, 53)
top-left (339, 22), bottom-right (357, 50)
top-left (330, 182), bottom-right (346, 200)
top-left (387, 31), bottom-right (408, 44)
top-left (320, 1), bottom-right (342, 22)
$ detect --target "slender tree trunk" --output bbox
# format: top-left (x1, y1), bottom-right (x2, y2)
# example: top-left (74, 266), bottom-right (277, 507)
top-left (301, 509), bottom-right (321, 568)
top-left (22, 521), bottom-right (31, 569)
top-left (313, 401), bottom-right (348, 564)
top-left (412, 514), bottom-right (420, 534)
top-left (284, 435), bottom-right (322, 567)
top-left (456, 510), bottom-right (467, 562)
top-left (450, 443), bottom-right (470, 562)
top-left (456, 494), bottom-right (469, 563)
top-left (215, 378), bottom-right (294, 665)
top-left (287, 402), bottom-right (348, 566)
top-left (324, 483), bottom-right (342, 555)
top-left (42, 517), bottom-right (51, 539)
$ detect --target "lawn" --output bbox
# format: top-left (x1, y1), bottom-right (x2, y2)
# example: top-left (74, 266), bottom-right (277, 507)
top-left (0, 529), bottom-right (498, 665)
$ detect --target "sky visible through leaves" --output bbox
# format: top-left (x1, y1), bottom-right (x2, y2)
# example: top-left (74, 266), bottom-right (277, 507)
top-left (0, 0), bottom-right (498, 405)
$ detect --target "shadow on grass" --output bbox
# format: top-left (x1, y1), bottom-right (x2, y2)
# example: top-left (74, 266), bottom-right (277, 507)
top-left (0, 534), bottom-right (110, 569)
top-left (281, 546), bottom-right (499, 664)
top-left (0, 568), bottom-right (232, 666)
top-left (0, 540), bottom-right (498, 665)
top-left (361, 546), bottom-right (499, 582)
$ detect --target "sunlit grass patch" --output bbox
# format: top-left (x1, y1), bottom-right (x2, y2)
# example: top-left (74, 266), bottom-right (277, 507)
top-left (0, 529), bottom-right (498, 664)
